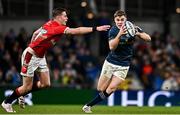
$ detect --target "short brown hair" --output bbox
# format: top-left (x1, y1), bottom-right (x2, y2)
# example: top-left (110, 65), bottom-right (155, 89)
top-left (114, 10), bottom-right (126, 18)
top-left (52, 7), bottom-right (67, 18)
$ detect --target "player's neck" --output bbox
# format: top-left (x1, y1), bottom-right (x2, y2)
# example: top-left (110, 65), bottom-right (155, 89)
top-left (53, 19), bottom-right (62, 25)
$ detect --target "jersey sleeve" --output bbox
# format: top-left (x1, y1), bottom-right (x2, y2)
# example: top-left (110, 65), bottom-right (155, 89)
top-left (42, 25), bottom-right (68, 36)
top-left (108, 27), bottom-right (117, 41)
top-left (53, 25), bottom-right (68, 34)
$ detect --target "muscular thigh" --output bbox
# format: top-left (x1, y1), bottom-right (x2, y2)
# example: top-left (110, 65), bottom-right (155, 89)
top-left (106, 75), bottom-right (124, 94)
top-left (108, 76), bottom-right (124, 88)
top-left (38, 71), bottom-right (50, 85)
top-left (97, 75), bottom-right (111, 91)
top-left (36, 56), bottom-right (50, 84)
top-left (98, 60), bottom-right (113, 91)
top-left (100, 60), bottom-right (113, 79)
top-left (18, 76), bottom-right (33, 93)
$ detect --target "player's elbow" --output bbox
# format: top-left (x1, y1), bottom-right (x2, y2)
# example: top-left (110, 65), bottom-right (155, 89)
top-left (145, 35), bottom-right (151, 42)
top-left (109, 41), bottom-right (117, 50)
top-left (109, 46), bottom-right (115, 50)
top-left (140, 33), bottom-right (151, 42)
top-left (41, 82), bottom-right (51, 88)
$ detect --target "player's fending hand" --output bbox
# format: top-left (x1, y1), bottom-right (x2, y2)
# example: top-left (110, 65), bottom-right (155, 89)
top-left (96, 25), bottom-right (110, 31)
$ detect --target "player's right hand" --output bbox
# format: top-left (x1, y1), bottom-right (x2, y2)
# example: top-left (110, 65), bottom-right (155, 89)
top-left (119, 24), bottom-right (128, 35)
top-left (96, 25), bottom-right (111, 31)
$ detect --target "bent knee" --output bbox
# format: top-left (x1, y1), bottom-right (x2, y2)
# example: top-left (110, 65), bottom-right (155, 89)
top-left (41, 82), bottom-right (51, 88)
top-left (97, 87), bottom-right (105, 92)
top-left (106, 86), bottom-right (117, 93)
top-left (45, 83), bottom-right (51, 87)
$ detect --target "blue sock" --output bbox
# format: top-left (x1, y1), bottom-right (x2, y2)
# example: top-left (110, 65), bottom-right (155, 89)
top-left (86, 91), bottom-right (111, 107)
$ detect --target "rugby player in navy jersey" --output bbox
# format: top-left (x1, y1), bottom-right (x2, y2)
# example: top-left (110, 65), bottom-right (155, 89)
top-left (82, 10), bottom-right (151, 113)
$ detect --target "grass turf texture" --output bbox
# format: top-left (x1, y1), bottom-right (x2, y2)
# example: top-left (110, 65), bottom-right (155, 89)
top-left (0, 105), bottom-right (180, 114)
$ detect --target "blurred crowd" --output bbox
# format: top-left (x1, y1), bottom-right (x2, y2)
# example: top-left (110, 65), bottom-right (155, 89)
top-left (0, 27), bottom-right (180, 91)
top-left (122, 31), bottom-right (180, 91)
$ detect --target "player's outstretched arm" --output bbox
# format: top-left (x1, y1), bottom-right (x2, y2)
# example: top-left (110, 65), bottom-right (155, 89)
top-left (65, 25), bottom-right (110, 35)
top-left (135, 26), bottom-right (151, 42)
top-left (136, 32), bottom-right (151, 42)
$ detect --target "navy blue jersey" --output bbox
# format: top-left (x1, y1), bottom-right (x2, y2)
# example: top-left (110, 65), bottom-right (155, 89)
top-left (106, 25), bottom-right (135, 66)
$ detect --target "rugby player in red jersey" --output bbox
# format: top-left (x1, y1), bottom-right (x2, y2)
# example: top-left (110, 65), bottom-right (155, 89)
top-left (1, 7), bottom-right (110, 113)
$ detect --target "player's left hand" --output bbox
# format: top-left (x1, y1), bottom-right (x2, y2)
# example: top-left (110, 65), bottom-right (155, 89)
top-left (96, 25), bottom-right (110, 31)
top-left (134, 26), bottom-right (143, 34)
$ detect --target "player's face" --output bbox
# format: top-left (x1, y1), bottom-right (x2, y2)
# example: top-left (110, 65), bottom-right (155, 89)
top-left (58, 11), bottom-right (68, 25)
top-left (114, 15), bottom-right (126, 29)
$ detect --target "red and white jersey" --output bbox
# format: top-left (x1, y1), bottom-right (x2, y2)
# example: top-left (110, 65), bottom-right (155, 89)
top-left (29, 20), bottom-right (68, 57)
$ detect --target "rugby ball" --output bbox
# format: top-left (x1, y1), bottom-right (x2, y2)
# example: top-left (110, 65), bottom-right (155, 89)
top-left (125, 21), bottom-right (136, 37)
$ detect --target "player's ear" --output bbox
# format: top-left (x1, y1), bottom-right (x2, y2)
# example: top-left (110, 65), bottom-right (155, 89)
top-left (56, 15), bottom-right (61, 20)
top-left (124, 17), bottom-right (127, 22)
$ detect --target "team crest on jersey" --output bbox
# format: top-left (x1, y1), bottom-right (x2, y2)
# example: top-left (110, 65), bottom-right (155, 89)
top-left (41, 28), bottom-right (47, 34)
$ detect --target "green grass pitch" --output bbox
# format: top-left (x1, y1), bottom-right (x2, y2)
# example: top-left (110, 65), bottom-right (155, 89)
top-left (0, 105), bottom-right (180, 114)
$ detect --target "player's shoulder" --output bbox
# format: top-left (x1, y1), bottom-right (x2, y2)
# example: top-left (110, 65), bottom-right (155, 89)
top-left (43, 20), bottom-right (60, 27)
top-left (110, 25), bottom-right (118, 31)
top-left (108, 25), bottom-right (119, 35)
top-left (109, 25), bottom-right (119, 32)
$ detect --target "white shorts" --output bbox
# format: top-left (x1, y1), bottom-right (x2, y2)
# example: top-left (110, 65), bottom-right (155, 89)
top-left (20, 47), bottom-right (49, 77)
top-left (100, 60), bottom-right (129, 80)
